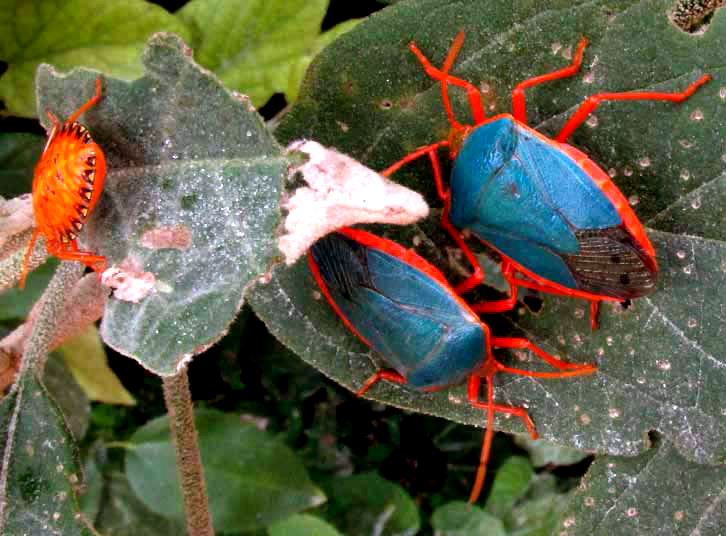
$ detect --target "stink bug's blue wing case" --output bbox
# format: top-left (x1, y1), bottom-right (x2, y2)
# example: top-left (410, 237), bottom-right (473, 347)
top-left (309, 231), bottom-right (487, 390)
top-left (450, 118), bottom-right (656, 298)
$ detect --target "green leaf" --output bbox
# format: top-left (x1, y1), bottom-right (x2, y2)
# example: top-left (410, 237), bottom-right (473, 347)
top-left (431, 501), bottom-right (506, 536)
top-left (56, 326), bottom-right (135, 405)
top-left (286, 19), bottom-right (363, 103)
top-left (251, 0), bottom-right (726, 487)
top-left (125, 409), bottom-right (325, 532)
top-left (0, 373), bottom-right (92, 535)
top-left (177, 0), bottom-right (330, 107)
top-left (0, 132), bottom-right (44, 198)
top-left (562, 435), bottom-right (726, 534)
top-left (0, 258), bottom-right (59, 321)
top-left (321, 472), bottom-right (420, 536)
top-left (36, 32), bottom-right (287, 376)
top-left (503, 475), bottom-right (573, 536)
top-left (514, 437), bottom-right (591, 468)
top-left (0, 0), bottom-right (190, 118)
top-left (484, 456), bottom-right (534, 518)
top-left (268, 514), bottom-right (343, 536)
top-left (93, 471), bottom-right (185, 536)
top-left (43, 354), bottom-right (91, 440)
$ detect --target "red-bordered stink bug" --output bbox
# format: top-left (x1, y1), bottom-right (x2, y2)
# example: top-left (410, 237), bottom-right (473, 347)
top-left (384, 32), bottom-right (711, 328)
top-left (308, 228), bottom-right (596, 502)
top-left (20, 77), bottom-right (107, 288)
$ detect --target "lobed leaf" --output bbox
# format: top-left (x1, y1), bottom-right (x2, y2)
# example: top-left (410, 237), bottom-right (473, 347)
top-left (36, 33), bottom-right (288, 375)
top-left (249, 0), bottom-right (726, 521)
top-left (177, 0), bottom-right (331, 107)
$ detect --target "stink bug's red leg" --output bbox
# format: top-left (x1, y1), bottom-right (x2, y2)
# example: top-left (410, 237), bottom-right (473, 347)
top-left (590, 300), bottom-right (600, 330)
top-left (556, 74), bottom-right (712, 142)
top-left (382, 143), bottom-right (488, 293)
top-left (67, 77), bottom-right (103, 124)
top-left (428, 148), bottom-right (489, 295)
top-left (408, 35), bottom-right (487, 127)
top-left (469, 262), bottom-right (520, 314)
top-left (466, 369), bottom-right (539, 503)
top-left (356, 370), bottom-right (406, 396)
top-left (467, 373), bottom-right (538, 436)
top-left (54, 242), bottom-right (107, 274)
top-left (492, 336), bottom-right (597, 373)
top-left (42, 111), bottom-right (62, 154)
top-left (496, 361), bottom-right (598, 378)
top-left (512, 38), bottom-right (589, 125)
top-left (501, 269), bottom-right (610, 329)
top-left (19, 230), bottom-right (41, 289)
top-left (465, 340), bottom-right (596, 503)
top-left (441, 203), bottom-right (486, 295)
top-left (469, 375), bottom-right (495, 504)
top-left (439, 31), bottom-right (476, 130)
top-left (469, 288), bottom-right (518, 313)
top-left (381, 140), bottom-right (450, 199)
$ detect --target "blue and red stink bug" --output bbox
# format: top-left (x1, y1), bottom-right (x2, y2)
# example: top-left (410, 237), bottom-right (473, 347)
top-left (384, 32), bottom-right (711, 328)
top-left (308, 228), bottom-right (596, 503)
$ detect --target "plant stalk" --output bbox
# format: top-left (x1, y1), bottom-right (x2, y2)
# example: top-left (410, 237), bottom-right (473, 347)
top-left (17, 261), bottom-right (83, 381)
top-left (162, 367), bottom-right (215, 536)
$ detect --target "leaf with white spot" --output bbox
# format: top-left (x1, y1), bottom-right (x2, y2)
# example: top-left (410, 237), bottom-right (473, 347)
top-left (36, 33), bottom-right (288, 376)
top-left (250, 0), bottom-right (726, 520)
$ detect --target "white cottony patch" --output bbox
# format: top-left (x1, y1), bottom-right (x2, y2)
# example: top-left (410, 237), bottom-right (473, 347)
top-left (102, 259), bottom-right (156, 303)
top-left (279, 140), bottom-right (430, 265)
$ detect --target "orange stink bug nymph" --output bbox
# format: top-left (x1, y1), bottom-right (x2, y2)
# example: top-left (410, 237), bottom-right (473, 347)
top-left (20, 77), bottom-right (107, 288)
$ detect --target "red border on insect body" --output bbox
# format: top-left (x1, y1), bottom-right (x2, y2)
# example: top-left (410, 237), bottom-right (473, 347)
top-left (308, 227), bottom-right (495, 348)
top-left (308, 228), bottom-right (598, 504)
top-left (384, 32), bottom-right (709, 327)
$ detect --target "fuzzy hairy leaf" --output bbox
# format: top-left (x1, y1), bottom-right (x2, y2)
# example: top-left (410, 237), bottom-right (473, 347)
top-left (0, 374), bottom-right (91, 535)
top-left (563, 435), bottom-right (726, 535)
top-left (36, 33), bottom-right (287, 375)
top-left (249, 0), bottom-right (726, 527)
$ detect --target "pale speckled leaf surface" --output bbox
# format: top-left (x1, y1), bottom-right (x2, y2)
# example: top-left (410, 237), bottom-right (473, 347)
top-left (36, 33), bottom-right (287, 376)
top-left (0, 373), bottom-right (91, 536)
top-left (562, 436), bottom-right (726, 535)
top-left (249, 0), bottom-right (726, 508)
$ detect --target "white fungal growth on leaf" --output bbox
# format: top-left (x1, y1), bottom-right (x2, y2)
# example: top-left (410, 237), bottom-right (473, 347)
top-left (101, 259), bottom-right (156, 303)
top-left (279, 140), bottom-right (430, 265)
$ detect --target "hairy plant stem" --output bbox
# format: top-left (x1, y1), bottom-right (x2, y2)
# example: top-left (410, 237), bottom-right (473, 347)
top-left (162, 367), bottom-right (214, 536)
top-left (17, 261), bottom-right (83, 381)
